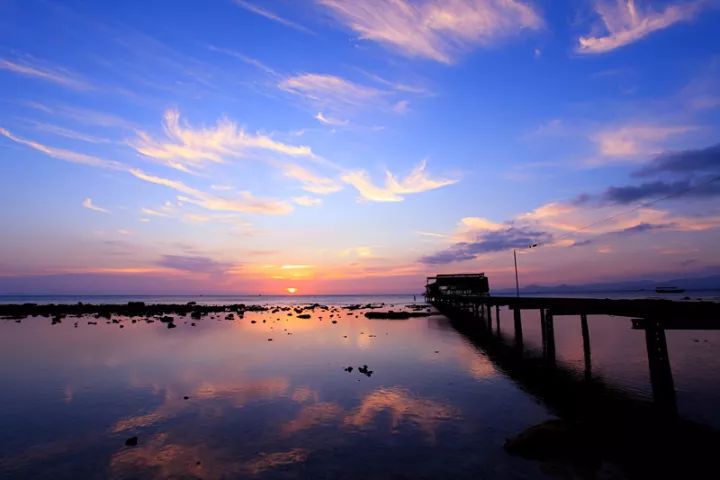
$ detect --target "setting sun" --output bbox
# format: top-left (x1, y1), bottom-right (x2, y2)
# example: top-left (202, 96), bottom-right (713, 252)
top-left (286, 287), bottom-right (297, 294)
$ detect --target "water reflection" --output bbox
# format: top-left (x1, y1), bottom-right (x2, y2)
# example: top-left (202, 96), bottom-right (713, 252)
top-left (2, 301), bottom-right (720, 479)
top-left (0, 306), bottom-right (549, 479)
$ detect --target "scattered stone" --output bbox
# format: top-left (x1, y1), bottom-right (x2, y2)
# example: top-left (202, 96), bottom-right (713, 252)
top-left (125, 436), bottom-right (138, 447)
top-left (167, 322), bottom-right (177, 329)
top-left (331, 320), bottom-right (337, 324)
top-left (267, 338), bottom-right (273, 341)
top-left (344, 366), bottom-right (353, 372)
top-left (184, 396), bottom-right (190, 400)
top-left (297, 314), bottom-right (311, 319)
top-left (358, 365), bottom-right (373, 377)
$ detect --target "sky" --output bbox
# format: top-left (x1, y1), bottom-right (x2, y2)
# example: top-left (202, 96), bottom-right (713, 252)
top-left (1, 0), bottom-right (719, 295)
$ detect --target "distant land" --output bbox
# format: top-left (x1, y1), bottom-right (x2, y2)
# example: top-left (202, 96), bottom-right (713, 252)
top-left (494, 274), bottom-right (720, 295)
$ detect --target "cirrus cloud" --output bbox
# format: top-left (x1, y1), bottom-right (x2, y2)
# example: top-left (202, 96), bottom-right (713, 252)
top-left (318, 0), bottom-right (543, 64)
top-left (341, 160), bottom-right (457, 202)
top-left (578, 0), bottom-right (705, 54)
top-left (132, 109), bottom-right (319, 173)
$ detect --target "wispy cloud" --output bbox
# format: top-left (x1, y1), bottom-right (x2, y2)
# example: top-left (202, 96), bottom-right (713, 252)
top-left (157, 254), bottom-right (232, 274)
top-left (279, 163), bottom-right (343, 194)
top-left (578, 0), bottom-right (705, 54)
top-left (132, 109), bottom-right (319, 172)
top-left (207, 45), bottom-right (279, 76)
top-left (591, 124), bottom-right (695, 160)
top-left (318, 0), bottom-right (543, 64)
top-left (23, 102), bottom-right (139, 131)
top-left (82, 197), bottom-right (110, 214)
top-left (0, 58), bottom-right (93, 90)
top-left (234, 0), bottom-right (314, 34)
top-left (342, 160), bottom-right (457, 202)
top-left (314, 112), bottom-right (349, 126)
top-left (129, 169), bottom-right (294, 215)
top-left (0, 127), bottom-right (126, 170)
top-left (292, 196), bottom-right (323, 207)
top-left (279, 73), bottom-right (384, 110)
top-left (27, 121), bottom-right (112, 144)
top-left (1, 127), bottom-right (294, 216)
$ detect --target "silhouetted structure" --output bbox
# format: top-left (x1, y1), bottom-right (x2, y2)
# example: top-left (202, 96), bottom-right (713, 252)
top-left (425, 274), bottom-right (720, 416)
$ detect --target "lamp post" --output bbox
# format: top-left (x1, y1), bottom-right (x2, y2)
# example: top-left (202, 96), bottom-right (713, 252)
top-left (514, 244), bottom-right (538, 298)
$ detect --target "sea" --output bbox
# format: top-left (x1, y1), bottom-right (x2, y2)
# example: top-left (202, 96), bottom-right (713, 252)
top-left (1, 290), bottom-right (719, 478)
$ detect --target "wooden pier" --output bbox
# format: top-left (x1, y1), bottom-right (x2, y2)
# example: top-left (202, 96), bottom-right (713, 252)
top-left (426, 275), bottom-right (720, 415)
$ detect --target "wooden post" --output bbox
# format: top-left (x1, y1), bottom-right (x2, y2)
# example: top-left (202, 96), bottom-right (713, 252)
top-left (496, 305), bottom-right (500, 334)
top-left (486, 303), bottom-right (492, 331)
top-left (545, 310), bottom-right (556, 366)
top-left (540, 309), bottom-right (547, 356)
top-left (644, 318), bottom-right (677, 415)
top-left (513, 307), bottom-right (523, 348)
top-left (580, 314), bottom-right (592, 379)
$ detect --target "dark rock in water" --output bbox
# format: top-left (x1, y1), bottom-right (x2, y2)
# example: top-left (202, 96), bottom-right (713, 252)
top-left (297, 314), bottom-right (311, 319)
top-left (267, 338), bottom-right (273, 341)
top-left (331, 320), bottom-right (337, 324)
top-left (191, 322), bottom-right (196, 327)
top-left (51, 317), bottom-right (62, 325)
top-left (125, 436), bottom-right (138, 447)
top-left (191, 311), bottom-right (202, 319)
top-left (251, 320), bottom-right (257, 324)
top-left (161, 316), bottom-right (173, 323)
top-left (225, 314), bottom-right (234, 320)
top-left (358, 365), bottom-right (373, 377)
top-left (120, 325), bottom-right (125, 329)
top-left (167, 322), bottom-right (177, 329)
top-left (504, 419), bottom-right (596, 463)
top-left (184, 396), bottom-right (190, 400)
top-left (344, 366), bottom-right (353, 372)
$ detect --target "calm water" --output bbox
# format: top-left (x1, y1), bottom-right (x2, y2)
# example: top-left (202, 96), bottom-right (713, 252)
top-left (1, 297), bottom-right (720, 478)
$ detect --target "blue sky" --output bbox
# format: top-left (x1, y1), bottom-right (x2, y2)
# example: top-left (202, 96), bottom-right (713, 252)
top-left (1, 0), bottom-right (719, 294)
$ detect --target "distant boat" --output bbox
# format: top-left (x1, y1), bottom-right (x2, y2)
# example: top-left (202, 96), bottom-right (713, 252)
top-left (656, 286), bottom-right (685, 294)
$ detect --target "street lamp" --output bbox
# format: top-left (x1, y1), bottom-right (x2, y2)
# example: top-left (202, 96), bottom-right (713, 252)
top-left (514, 243), bottom-right (538, 298)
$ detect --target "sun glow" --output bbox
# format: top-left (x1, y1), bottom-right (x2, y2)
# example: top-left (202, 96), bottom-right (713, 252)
top-left (286, 287), bottom-right (297, 294)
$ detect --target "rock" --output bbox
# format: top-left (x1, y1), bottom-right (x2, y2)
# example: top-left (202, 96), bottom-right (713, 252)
top-left (331, 320), bottom-right (337, 324)
top-left (251, 320), bottom-right (257, 324)
top-left (125, 436), bottom-right (138, 447)
top-left (358, 365), bottom-right (373, 377)
top-left (504, 419), bottom-right (594, 462)
top-left (191, 311), bottom-right (202, 319)
top-left (167, 322), bottom-right (177, 329)
top-left (184, 396), bottom-right (190, 400)
top-left (344, 366), bottom-right (353, 372)
top-left (297, 314), bottom-right (311, 319)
